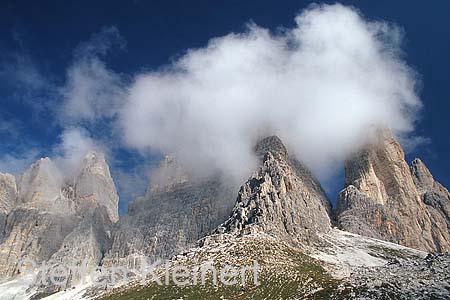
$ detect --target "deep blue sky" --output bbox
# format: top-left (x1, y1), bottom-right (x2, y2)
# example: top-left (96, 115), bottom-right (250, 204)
top-left (1, 0), bottom-right (449, 212)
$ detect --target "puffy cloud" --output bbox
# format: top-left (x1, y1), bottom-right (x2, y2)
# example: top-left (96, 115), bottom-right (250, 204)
top-left (119, 4), bottom-right (421, 182)
top-left (0, 4), bottom-right (425, 204)
top-left (60, 26), bottom-right (127, 124)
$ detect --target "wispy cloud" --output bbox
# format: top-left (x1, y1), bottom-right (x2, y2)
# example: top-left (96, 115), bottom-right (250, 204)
top-left (60, 26), bottom-right (127, 125)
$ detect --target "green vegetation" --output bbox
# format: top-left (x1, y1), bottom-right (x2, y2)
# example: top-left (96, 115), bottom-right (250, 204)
top-left (98, 237), bottom-right (349, 300)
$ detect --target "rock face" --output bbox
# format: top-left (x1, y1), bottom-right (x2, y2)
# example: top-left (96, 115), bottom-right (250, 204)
top-left (0, 173), bottom-right (17, 241)
top-left (215, 136), bottom-right (332, 246)
top-left (0, 151), bottom-right (119, 284)
top-left (34, 207), bottom-right (114, 295)
top-left (17, 158), bottom-right (63, 210)
top-left (2, 134), bottom-right (450, 299)
top-left (411, 159), bottom-right (450, 251)
top-left (103, 137), bottom-right (333, 268)
top-left (0, 209), bottom-right (77, 280)
top-left (73, 151), bottom-right (119, 223)
top-left (102, 156), bottom-right (237, 268)
top-left (0, 172), bottom-right (17, 214)
top-left (336, 130), bottom-right (450, 252)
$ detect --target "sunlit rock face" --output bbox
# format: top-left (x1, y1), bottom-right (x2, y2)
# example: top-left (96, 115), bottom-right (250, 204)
top-left (0, 172), bottom-right (17, 241)
top-left (17, 158), bottom-right (63, 210)
top-left (215, 136), bottom-right (332, 246)
top-left (74, 151), bottom-right (120, 223)
top-left (0, 151), bottom-right (119, 284)
top-left (0, 172), bottom-right (17, 214)
top-left (336, 129), bottom-right (450, 252)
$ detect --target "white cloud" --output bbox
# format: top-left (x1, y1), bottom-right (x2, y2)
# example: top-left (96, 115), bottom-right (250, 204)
top-left (119, 4), bottom-right (421, 183)
top-left (52, 127), bottom-right (105, 178)
top-left (1, 4), bottom-right (425, 201)
top-left (60, 26), bottom-right (126, 124)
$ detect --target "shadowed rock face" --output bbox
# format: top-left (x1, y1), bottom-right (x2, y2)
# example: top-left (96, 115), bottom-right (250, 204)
top-left (336, 130), bottom-right (450, 252)
top-left (102, 156), bottom-right (237, 268)
top-left (215, 136), bottom-right (332, 246)
top-left (34, 207), bottom-right (114, 295)
top-left (411, 159), bottom-right (450, 251)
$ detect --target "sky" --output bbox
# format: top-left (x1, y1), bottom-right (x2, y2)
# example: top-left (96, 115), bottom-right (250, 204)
top-left (0, 1), bottom-right (449, 213)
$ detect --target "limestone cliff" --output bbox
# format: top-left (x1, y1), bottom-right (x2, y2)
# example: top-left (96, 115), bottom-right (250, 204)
top-left (214, 136), bottom-right (332, 246)
top-left (102, 156), bottom-right (236, 268)
top-left (336, 130), bottom-right (450, 252)
top-left (0, 173), bottom-right (17, 241)
top-left (0, 151), bottom-right (119, 283)
top-left (73, 151), bottom-right (119, 223)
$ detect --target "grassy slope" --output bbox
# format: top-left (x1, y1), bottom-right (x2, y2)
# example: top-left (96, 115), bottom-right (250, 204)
top-left (98, 235), bottom-right (351, 300)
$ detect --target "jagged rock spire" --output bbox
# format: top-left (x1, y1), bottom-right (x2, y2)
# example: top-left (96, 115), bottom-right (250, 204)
top-left (215, 136), bottom-right (332, 246)
top-left (18, 157), bottom-right (62, 208)
top-left (410, 158), bottom-right (436, 192)
top-left (336, 129), bottom-right (450, 252)
top-left (74, 151), bottom-right (119, 223)
top-left (254, 135), bottom-right (288, 159)
top-left (0, 150), bottom-right (120, 285)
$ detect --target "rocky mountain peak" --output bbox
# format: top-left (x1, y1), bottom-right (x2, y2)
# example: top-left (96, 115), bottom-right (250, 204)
top-left (18, 157), bottom-right (62, 209)
top-left (337, 129), bottom-right (450, 252)
top-left (74, 151), bottom-right (119, 223)
top-left (254, 135), bottom-right (288, 159)
top-left (0, 150), bottom-right (120, 286)
top-left (343, 128), bottom-right (411, 202)
top-left (78, 151), bottom-right (110, 178)
top-left (410, 158), bottom-right (435, 192)
top-left (215, 136), bottom-right (331, 246)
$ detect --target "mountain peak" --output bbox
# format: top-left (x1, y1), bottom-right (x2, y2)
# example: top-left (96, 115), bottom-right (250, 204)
top-left (337, 131), bottom-right (450, 252)
top-left (75, 151), bottom-right (119, 223)
top-left (215, 135), bottom-right (331, 246)
top-left (254, 135), bottom-right (288, 159)
top-left (410, 158), bottom-right (435, 192)
top-left (78, 151), bottom-right (109, 177)
top-left (18, 157), bottom-right (62, 207)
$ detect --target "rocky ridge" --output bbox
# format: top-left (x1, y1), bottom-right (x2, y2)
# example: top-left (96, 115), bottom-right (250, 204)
top-left (214, 136), bottom-right (332, 246)
top-left (93, 135), bottom-right (450, 300)
top-left (0, 134), bottom-right (449, 300)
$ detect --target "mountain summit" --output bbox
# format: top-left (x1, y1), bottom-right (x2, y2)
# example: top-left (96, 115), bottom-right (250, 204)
top-left (215, 136), bottom-right (332, 245)
top-left (336, 129), bottom-right (450, 252)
